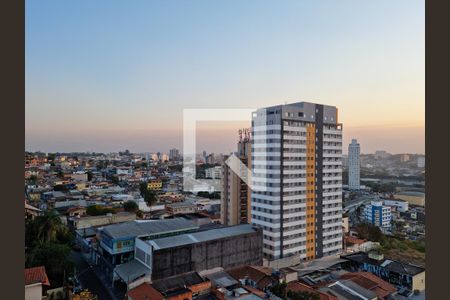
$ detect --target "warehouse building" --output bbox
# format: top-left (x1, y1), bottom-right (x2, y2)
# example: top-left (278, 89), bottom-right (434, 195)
top-left (92, 218), bottom-right (263, 291)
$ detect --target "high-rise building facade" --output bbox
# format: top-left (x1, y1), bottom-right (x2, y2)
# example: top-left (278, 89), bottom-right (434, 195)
top-left (169, 148), bottom-right (180, 161)
top-left (251, 102), bottom-right (343, 261)
top-left (348, 139), bottom-right (360, 190)
top-left (221, 129), bottom-right (252, 225)
top-left (417, 156), bottom-right (425, 168)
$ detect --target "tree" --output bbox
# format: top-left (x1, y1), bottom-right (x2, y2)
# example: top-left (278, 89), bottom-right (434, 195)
top-left (144, 190), bottom-right (157, 206)
top-left (26, 241), bottom-right (74, 288)
top-left (123, 201), bottom-right (139, 213)
top-left (47, 153), bottom-right (56, 161)
top-left (197, 191), bottom-right (210, 198)
top-left (355, 222), bottom-right (383, 242)
top-left (29, 175), bottom-right (38, 185)
top-left (111, 176), bottom-right (119, 184)
top-left (139, 182), bottom-right (148, 197)
top-left (86, 205), bottom-right (115, 216)
top-left (31, 211), bottom-right (67, 244)
top-left (270, 281), bottom-right (287, 299)
top-left (54, 184), bottom-right (69, 192)
top-left (57, 170), bottom-right (65, 179)
top-left (287, 290), bottom-right (320, 300)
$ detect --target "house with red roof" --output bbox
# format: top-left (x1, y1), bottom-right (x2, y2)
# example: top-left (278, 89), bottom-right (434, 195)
top-left (287, 281), bottom-right (338, 300)
top-left (25, 266), bottom-right (50, 300)
top-left (339, 272), bottom-right (397, 299)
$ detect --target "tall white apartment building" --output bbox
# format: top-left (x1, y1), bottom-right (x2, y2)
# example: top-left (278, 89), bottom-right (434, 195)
top-left (205, 166), bottom-right (222, 179)
top-left (348, 139), bottom-right (360, 190)
top-left (417, 156), bottom-right (425, 168)
top-left (251, 102), bottom-right (343, 261)
top-left (169, 148), bottom-right (180, 161)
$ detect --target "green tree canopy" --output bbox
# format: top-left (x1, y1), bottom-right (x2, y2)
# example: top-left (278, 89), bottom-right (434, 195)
top-left (86, 205), bottom-right (115, 216)
top-left (123, 201), bottom-right (139, 213)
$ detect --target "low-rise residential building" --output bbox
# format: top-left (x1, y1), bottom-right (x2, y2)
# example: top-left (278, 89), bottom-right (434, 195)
top-left (393, 192), bottom-right (425, 207)
top-left (342, 251), bottom-right (425, 294)
top-left (342, 215), bottom-right (349, 234)
top-left (69, 211), bottom-right (136, 229)
top-left (166, 202), bottom-right (198, 215)
top-left (344, 236), bottom-right (380, 253)
top-left (226, 265), bottom-right (277, 291)
top-left (148, 179), bottom-right (163, 191)
top-left (383, 198), bottom-right (409, 213)
top-left (288, 281), bottom-right (338, 300)
top-left (205, 166), bottom-right (222, 180)
top-left (71, 171), bottom-right (88, 182)
top-left (25, 266), bottom-right (50, 300)
top-left (25, 202), bottom-right (42, 220)
top-left (320, 280), bottom-right (378, 300)
top-left (338, 272), bottom-right (397, 300)
top-left (127, 271), bottom-right (211, 300)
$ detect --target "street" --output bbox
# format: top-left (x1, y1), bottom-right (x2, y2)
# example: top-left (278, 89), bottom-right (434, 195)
top-left (69, 251), bottom-right (113, 300)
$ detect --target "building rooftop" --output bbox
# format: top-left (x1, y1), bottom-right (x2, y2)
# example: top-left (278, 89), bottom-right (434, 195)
top-left (287, 281), bottom-right (337, 300)
top-left (395, 191), bottom-right (425, 197)
top-left (102, 217), bottom-right (198, 239)
top-left (342, 252), bottom-right (425, 276)
top-left (115, 259), bottom-right (150, 283)
top-left (151, 271), bottom-right (207, 294)
top-left (24, 266), bottom-right (50, 286)
top-left (324, 280), bottom-right (377, 300)
top-left (147, 224), bottom-right (258, 250)
top-left (166, 202), bottom-right (197, 208)
top-left (127, 283), bottom-right (164, 300)
top-left (340, 272), bottom-right (397, 299)
top-left (204, 271), bottom-right (239, 288)
top-left (226, 265), bottom-right (276, 291)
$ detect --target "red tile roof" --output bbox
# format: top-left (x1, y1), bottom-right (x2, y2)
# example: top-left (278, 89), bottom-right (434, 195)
top-left (339, 272), bottom-right (397, 299)
top-left (24, 266), bottom-right (50, 286)
top-left (287, 281), bottom-right (338, 300)
top-left (345, 236), bottom-right (366, 245)
top-left (127, 283), bottom-right (164, 300)
top-left (227, 265), bottom-right (276, 290)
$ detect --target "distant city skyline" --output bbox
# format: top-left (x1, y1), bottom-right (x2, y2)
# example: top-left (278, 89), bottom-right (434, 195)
top-left (26, 1), bottom-right (424, 154)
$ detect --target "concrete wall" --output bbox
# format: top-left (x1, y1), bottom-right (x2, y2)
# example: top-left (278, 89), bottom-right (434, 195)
top-left (74, 213), bottom-right (136, 229)
top-left (25, 284), bottom-right (42, 300)
top-left (151, 229), bottom-right (263, 280)
top-left (412, 271), bottom-right (426, 291)
top-left (263, 254), bottom-right (301, 269)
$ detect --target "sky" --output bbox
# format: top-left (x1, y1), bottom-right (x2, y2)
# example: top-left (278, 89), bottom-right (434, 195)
top-left (26, 0), bottom-right (424, 155)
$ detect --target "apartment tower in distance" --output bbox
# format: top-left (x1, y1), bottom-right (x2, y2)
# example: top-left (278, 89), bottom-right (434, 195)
top-left (169, 148), bottom-right (180, 161)
top-left (221, 129), bottom-right (252, 225)
top-left (348, 139), bottom-right (360, 190)
top-left (251, 102), bottom-right (343, 262)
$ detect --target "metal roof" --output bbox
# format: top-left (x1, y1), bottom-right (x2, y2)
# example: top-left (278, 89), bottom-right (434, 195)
top-left (204, 271), bottom-right (239, 288)
top-left (102, 218), bottom-right (198, 239)
top-left (115, 259), bottom-right (150, 282)
top-left (148, 224), bottom-right (258, 250)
